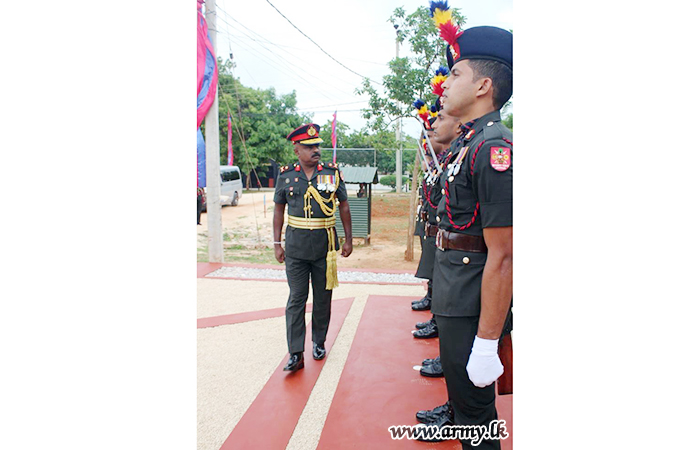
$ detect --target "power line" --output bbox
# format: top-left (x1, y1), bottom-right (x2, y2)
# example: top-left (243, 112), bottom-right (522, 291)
top-left (218, 31), bottom-right (340, 103)
top-left (215, 11), bottom-right (365, 93)
top-left (222, 28), bottom-right (360, 93)
top-left (298, 100), bottom-right (369, 110)
top-left (264, 0), bottom-right (382, 86)
top-left (215, 20), bottom-right (360, 102)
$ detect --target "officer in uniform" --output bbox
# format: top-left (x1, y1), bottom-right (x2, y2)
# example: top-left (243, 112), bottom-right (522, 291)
top-left (273, 123), bottom-right (353, 372)
top-left (413, 99), bottom-right (465, 438)
top-left (413, 99), bottom-right (462, 341)
top-left (412, 119), bottom-right (439, 313)
top-left (430, 27), bottom-right (513, 449)
top-left (414, 99), bottom-right (463, 351)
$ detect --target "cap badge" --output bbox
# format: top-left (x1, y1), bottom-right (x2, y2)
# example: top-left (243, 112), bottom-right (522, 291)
top-left (308, 126), bottom-right (317, 136)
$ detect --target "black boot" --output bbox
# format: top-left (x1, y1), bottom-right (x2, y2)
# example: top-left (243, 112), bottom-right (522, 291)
top-left (411, 281), bottom-right (433, 311)
top-left (420, 357), bottom-right (443, 378)
top-left (312, 342), bottom-right (326, 360)
top-left (412, 319), bottom-right (438, 339)
top-left (416, 315), bottom-right (436, 329)
top-left (422, 354), bottom-right (439, 366)
top-left (283, 352), bottom-right (304, 372)
top-left (415, 403), bottom-right (455, 442)
top-left (415, 400), bottom-right (451, 424)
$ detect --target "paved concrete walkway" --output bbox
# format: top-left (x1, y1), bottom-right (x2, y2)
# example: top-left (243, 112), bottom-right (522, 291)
top-left (197, 263), bottom-right (512, 450)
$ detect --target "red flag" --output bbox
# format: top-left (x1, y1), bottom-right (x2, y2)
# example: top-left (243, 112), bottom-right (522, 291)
top-left (197, 0), bottom-right (218, 129)
top-left (331, 111), bottom-right (337, 164)
top-left (227, 113), bottom-right (233, 165)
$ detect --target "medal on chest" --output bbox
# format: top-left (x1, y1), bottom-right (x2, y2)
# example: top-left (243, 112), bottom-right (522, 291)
top-left (317, 174), bottom-right (336, 192)
top-left (447, 145), bottom-right (469, 178)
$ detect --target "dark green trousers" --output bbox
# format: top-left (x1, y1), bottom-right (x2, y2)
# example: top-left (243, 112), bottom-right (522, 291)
top-left (434, 315), bottom-right (500, 449)
top-left (284, 255), bottom-right (333, 354)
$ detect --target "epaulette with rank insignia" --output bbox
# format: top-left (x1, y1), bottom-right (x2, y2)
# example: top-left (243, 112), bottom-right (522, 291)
top-left (483, 120), bottom-right (506, 142)
top-left (280, 164), bottom-right (295, 174)
top-left (326, 162), bottom-right (338, 169)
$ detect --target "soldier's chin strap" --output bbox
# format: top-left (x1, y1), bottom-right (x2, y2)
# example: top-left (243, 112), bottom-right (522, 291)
top-left (302, 170), bottom-right (341, 290)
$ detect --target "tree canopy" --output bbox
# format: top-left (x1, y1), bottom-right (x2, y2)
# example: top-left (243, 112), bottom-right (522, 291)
top-left (356, 6), bottom-right (466, 133)
top-left (213, 58), bottom-right (311, 171)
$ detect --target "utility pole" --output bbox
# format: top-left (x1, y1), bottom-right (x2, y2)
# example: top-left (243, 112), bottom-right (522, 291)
top-left (205, 0), bottom-right (223, 262)
top-left (394, 24), bottom-right (402, 194)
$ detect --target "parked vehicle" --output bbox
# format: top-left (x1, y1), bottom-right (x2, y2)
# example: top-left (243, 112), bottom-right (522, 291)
top-left (202, 166), bottom-right (243, 211)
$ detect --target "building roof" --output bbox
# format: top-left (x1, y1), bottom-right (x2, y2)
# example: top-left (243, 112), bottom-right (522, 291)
top-left (338, 166), bottom-right (379, 184)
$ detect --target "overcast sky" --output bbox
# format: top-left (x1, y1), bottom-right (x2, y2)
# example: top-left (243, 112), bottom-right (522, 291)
top-left (211, 0), bottom-right (513, 140)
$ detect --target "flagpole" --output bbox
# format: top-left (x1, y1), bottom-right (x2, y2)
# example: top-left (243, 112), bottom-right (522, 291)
top-left (204, 0), bottom-right (223, 262)
top-left (332, 111), bottom-right (337, 165)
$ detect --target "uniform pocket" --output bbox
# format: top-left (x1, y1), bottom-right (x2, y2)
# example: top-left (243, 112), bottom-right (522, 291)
top-left (286, 188), bottom-right (299, 208)
top-left (432, 249), bottom-right (487, 316)
top-left (446, 249), bottom-right (487, 266)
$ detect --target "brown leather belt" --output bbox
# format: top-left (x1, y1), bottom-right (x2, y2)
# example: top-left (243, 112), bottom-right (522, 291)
top-left (424, 223), bottom-right (439, 237)
top-left (435, 229), bottom-right (487, 253)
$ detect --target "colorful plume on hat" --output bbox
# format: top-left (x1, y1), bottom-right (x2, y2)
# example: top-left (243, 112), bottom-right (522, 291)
top-left (429, 1), bottom-right (462, 60)
top-left (431, 66), bottom-right (449, 97)
top-left (413, 99), bottom-right (432, 129)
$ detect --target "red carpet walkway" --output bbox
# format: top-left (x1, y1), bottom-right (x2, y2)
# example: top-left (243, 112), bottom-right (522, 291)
top-left (317, 295), bottom-right (513, 449)
top-left (219, 297), bottom-right (354, 450)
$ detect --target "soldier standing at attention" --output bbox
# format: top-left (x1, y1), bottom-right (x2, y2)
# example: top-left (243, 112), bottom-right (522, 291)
top-left (431, 26), bottom-right (513, 449)
top-left (273, 123), bottom-right (353, 372)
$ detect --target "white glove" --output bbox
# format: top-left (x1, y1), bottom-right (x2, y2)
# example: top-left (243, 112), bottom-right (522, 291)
top-left (467, 336), bottom-right (503, 388)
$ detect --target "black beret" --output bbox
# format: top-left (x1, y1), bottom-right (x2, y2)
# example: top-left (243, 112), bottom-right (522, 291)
top-left (447, 26), bottom-right (512, 71)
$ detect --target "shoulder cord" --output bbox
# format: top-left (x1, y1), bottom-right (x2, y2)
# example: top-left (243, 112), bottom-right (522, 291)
top-left (444, 137), bottom-right (512, 230)
top-left (424, 149), bottom-right (454, 211)
top-left (303, 170), bottom-right (340, 219)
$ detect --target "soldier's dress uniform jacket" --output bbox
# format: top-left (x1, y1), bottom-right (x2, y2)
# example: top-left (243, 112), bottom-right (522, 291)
top-left (432, 110), bottom-right (512, 316)
top-left (415, 149), bottom-right (455, 280)
top-left (274, 161), bottom-right (347, 354)
top-left (274, 162), bottom-right (347, 260)
top-left (431, 110), bottom-right (512, 450)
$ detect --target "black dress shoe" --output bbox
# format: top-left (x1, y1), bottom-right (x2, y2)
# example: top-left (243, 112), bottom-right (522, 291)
top-left (422, 355), bottom-right (440, 366)
top-left (415, 316), bottom-right (436, 329)
top-left (416, 401), bottom-right (450, 424)
top-left (411, 294), bottom-right (427, 305)
top-left (420, 359), bottom-right (444, 378)
top-left (411, 297), bottom-right (431, 311)
top-left (415, 410), bottom-right (455, 442)
top-left (312, 342), bottom-right (326, 360)
top-left (413, 321), bottom-right (438, 338)
top-left (283, 353), bottom-right (304, 372)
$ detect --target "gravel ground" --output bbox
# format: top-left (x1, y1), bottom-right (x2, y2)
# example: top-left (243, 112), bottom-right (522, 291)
top-left (205, 266), bottom-right (423, 284)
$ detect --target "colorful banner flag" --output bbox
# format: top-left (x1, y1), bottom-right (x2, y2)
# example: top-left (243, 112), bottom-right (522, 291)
top-left (331, 111), bottom-right (337, 164)
top-left (227, 113), bottom-right (234, 165)
top-left (197, 0), bottom-right (218, 129)
top-left (197, 127), bottom-right (206, 188)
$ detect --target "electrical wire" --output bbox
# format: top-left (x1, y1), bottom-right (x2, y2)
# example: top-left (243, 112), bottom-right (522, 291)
top-left (264, 0), bottom-right (382, 85)
top-left (215, 16), bottom-right (364, 93)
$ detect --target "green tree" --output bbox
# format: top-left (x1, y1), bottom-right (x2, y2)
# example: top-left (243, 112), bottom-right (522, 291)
top-left (502, 113), bottom-right (513, 130)
top-left (356, 5), bottom-right (466, 133)
top-left (214, 58), bottom-right (311, 177)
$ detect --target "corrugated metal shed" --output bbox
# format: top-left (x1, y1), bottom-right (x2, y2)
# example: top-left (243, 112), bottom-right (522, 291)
top-left (338, 166), bottom-right (379, 184)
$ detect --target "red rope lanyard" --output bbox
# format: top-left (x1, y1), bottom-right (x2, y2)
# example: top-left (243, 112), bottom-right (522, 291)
top-left (443, 137), bottom-right (512, 230)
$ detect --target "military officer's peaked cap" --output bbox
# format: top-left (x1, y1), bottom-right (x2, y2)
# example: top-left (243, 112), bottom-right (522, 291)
top-left (287, 123), bottom-right (323, 145)
top-left (447, 26), bottom-right (513, 71)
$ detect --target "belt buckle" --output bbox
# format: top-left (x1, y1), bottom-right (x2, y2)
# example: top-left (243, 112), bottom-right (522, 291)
top-left (436, 229), bottom-right (445, 251)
